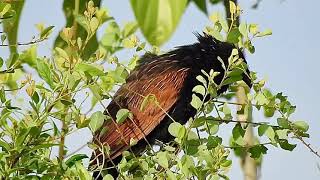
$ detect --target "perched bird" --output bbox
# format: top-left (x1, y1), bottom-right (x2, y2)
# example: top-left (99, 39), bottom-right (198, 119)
top-left (91, 33), bottom-right (251, 178)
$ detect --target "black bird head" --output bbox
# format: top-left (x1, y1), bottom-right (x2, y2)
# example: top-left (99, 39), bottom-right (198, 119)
top-left (169, 33), bottom-right (251, 91)
top-left (194, 33), bottom-right (251, 88)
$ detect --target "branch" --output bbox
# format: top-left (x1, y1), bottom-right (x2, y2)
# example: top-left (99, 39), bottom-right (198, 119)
top-left (295, 133), bottom-right (320, 159)
top-left (0, 38), bottom-right (46, 47)
top-left (224, 142), bottom-right (273, 149)
top-left (0, 15), bottom-right (14, 20)
top-left (213, 118), bottom-right (277, 127)
top-left (0, 68), bottom-right (15, 74)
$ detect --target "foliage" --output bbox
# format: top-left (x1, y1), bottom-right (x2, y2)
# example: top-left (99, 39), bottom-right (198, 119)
top-left (0, 1), bottom-right (316, 179)
top-left (54, 0), bottom-right (103, 60)
top-left (130, 0), bottom-right (188, 46)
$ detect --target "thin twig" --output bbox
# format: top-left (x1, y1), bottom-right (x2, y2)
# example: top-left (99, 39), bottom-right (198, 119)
top-left (0, 68), bottom-right (15, 74)
top-left (0, 15), bottom-right (13, 20)
top-left (0, 38), bottom-right (46, 47)
top-left (224, 142), bottom-right (273, 149)
top-left (295, 134), bottom-right (320, 159)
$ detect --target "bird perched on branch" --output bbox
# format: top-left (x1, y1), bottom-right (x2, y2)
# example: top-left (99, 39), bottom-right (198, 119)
top-left (91, 33), bottom-right (251, 178)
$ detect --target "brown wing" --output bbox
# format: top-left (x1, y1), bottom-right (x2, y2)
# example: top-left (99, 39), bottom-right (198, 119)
top-left (95, 62), bottom-right (189, 160)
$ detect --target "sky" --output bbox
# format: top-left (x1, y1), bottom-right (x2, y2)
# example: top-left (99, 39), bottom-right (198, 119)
top-left (2, 0), bottom-right (320, 179)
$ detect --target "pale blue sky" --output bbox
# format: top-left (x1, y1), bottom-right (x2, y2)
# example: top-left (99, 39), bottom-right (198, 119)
top-left (2, 0), bottom-right (320, 179)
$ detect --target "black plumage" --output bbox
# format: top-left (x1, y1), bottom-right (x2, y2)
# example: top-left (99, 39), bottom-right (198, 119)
top-left (91, 33), bottom-right (251, 178)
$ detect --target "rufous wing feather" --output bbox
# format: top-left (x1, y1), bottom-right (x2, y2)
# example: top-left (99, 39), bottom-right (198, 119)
top-left (94, 62), bottom-right (189, 160)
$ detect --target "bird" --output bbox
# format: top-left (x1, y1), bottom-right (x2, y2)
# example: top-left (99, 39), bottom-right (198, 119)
top-left (90, 33), bottom-right (251, 179)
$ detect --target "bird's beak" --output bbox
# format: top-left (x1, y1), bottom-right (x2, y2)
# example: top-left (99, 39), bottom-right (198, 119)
top-left (242, 68), bottom-right (252, 88)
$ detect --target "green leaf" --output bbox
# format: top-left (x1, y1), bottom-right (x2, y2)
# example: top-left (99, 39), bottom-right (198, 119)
top-left (75, 161), bottom-right (92, 180)
top-left (156, 151), bottom-right (169, 168)
top-left (37, 58), bottom-right (54, 88)
top-left (130, 0), bottom-right (188, 46)
top-left (116, 108), bottom-right (132, 124)
top-left (75, 62), bottom-right (105, 76)
top-left (263, 106), bottom-right (275, 117)
top-left (221, 159), bottom-right (232, 168)
top-left (60, 99), bottom-right (73, 106)
top-left (222, 75), bottom-right (242, 86)
top-left (0, 57), bottom-right (3, 68)
top-left (192, 0), bottom-right (207, 15)
top-left (293, 121), bottom-right (309, 132)
top-left (209, 28), bottom-right (224, 41)
top-left (136, 42), bottom-right (146, 51)
top-left (105, 65), bottom-right (128, 84)
top-left (219, 15), bottom-right (229, 32)
top-left (0, 4), bottom-right (11, 17)
top-left (279, 140), bottom-right (296, 151)
top-left (122, 21), bottom-right (138, 37)
top-left (16, 128), bottom-right (31, 147)
top-left (191, 117), bottom-right (205, 128)
top-left (100, 21), bottom-right (121, 54)
top-left (55, 47), bottom-right (69, 60)
top-left (222, 103), bottom-right (231, 116)
top-left (103, 175), bottom-right (114, 180)
top-left (168, 122), bottom-right (184, 138)
top-left (207, 136), bottom-right (222, 149)
top-left (277, 118), bottom-right (290, 128)
top-left (1, 34), bottom-right (6, 44)
top-left (40, 25), bottom-right (54, 39)
top-left (89, 111), bottom-right (105, 133)
top-left (276, 129), bottom-right (288, 140)
top-left (0, 140), bottom-right (10, 152)
top-left (249, 24), bottom-right (259, 35)
top-left (249, 145), bottom-right (268, 158)
top-left (66, 154), bottom-right (89, 167)
top-left (179, 155), bottom-right (194, 176)
top-left (187, 131), bottom-right (198, 140)
top-left (31, 91), bottom-right (40, 104)
top-left (123, 36), bottom-right (139, 48)
top-left (90, 17), bottom-right (99, 32)
top-left (191, 94), bottom-right (202, 109)
top-left (244, 40), bottom-right (255, 54)
top-left (130, 138), bottom-right (138, 146)
top-left (256, 29), bottom-right (272, 37)
top-left (140, 94), bottom-right (158, 111)
top-left (208, 121), bottom-right (219, 134)
top-left (258, 124), bottom-right (275, 142)
top-left (239, 23), bottom-right (247, 38)
top-left (196, 75), bottom-right (207, 86)
top-left (166, 170), bottom-right (177, 180)
top-left (0, 87), bottom-right (6, 103)
top-left (255, 93), bottom-right (268, 105)
top-left (19, 45), bottom-right (37, 67)
top-left (229, 1), bottom-right (236, 14)
top-left (192, 85), bottom-right (206, 96)
top-left (232, 123), bottom-right (245, 145)
top-left (227, 28), bottom-right (241, 43)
